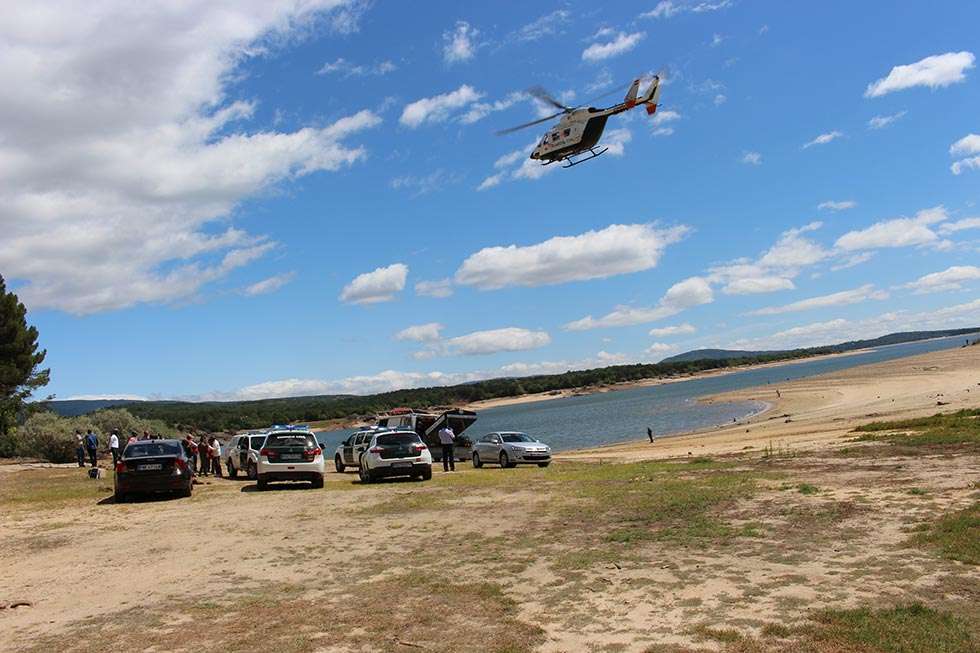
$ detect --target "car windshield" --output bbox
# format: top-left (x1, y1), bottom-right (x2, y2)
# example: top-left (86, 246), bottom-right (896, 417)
top-left (265, 433), bottom-right (315, 448)
top-left (125, 442), bottom-right (181, 458)
top-left (502, 433), bottom-right (534, 443)
top-left (377, 433), bottom-right (421, 446)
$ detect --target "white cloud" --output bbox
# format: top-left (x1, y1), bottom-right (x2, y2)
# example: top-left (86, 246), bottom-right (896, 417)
top-left (243, 272), bottom-right (295, 296)
top-left (316, 58), bottom-right (396, 77)
top-left (601, 128), bottom-right (633, 156)
top-left (653, 127), bottom-right (675, 137)
top-left (714, 94), bottom-right (727, 105)
top-left (710, 33), bottom-right (725, 47)
top-left (399, 85), bottom-right (483, 128)
top-left (641, 0), bottom-right (732, 19)
top-left (865, 51), bottom-right (975, 98)
top-left (802, 131), bottom-right (843, 148)
top-left (741, 151), bottom-right (762, 165)
top-left (818, 200), bottom-right (857, 211)
top-left (645, 342), bottom-right (675, 358)
top-left (652, 109), bottom-right (681, 127)
top-left (748, 284), bottom-right (888, 316)
top-left (835, 206), bottom-right (947, 251)
top-left (648, 323), bottom-right (696, 337)
top-left (459, 91), bottom-right (525, 124)
top-left (938, 217), bottom-right (980, 235)
top-left (512, 10), bottom-right (571, 41)
top-left (903, 266), bottom-right (980, 294)
top-left (724, 276), bottom-right (795, 295)
top-left (443, 21), bottom-right (479, 64)
top-left (564, 276), bottom-right (713, 331)
top-left (582, 32), bottom-right (645, 62)
top-left (395, 322), bottom-right (444, 342)
top-left (445, 327), bottom-right (550, 356)
top-left (390, 169), bottom-right (459, 196)
top-left (868, 111), bottom-right (906, 129)
top-left (339, 263), bottom-right (408, 304)
top-left (455, 223), bottom-right (688, 290)
top-left (831, 252), bottom-right (875, 271)
top-left (415, 278), bottom-right (454, 298)
top-left (0, 1), bottom-right (381, 314)
top-left (950, 134), bottom-right (980, 175)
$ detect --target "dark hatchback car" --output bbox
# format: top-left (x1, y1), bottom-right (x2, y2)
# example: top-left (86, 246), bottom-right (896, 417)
top-left (114, 439), bottom-right (194, 502)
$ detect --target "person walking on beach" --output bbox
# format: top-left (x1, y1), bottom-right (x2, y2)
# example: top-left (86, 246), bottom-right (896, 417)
top-left (209, 437), bottom-right (223, 477)
top-left (437, 425), bottom-right (456, 472)
top-left (647, 427), bottom-right (654, 444)
top-left (75, 429), bottom-right (86, 467)
top-left (198, 434), bottom-right (210, 476)
top-left (84, 429), bottom-right (98, 467)
top-left (108, 429), bottom-right (120, 466)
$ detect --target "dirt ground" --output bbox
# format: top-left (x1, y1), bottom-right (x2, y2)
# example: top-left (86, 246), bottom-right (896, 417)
top-left (1, 347), bottom-right (978, 652)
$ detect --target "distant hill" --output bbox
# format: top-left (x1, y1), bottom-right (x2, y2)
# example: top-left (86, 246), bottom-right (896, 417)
top-left (43, 398), bottom-right (141, 417)
top-left (662, 328), bottom-right (980, 364)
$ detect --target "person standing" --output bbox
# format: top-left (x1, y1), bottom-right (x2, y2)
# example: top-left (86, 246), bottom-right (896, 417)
top-left (84, 429), bottom-right (98, 467)
top-left (209, 437), bottom-right (223, 477)
top-left (108, 429), bottom-right (120, 466)
top-left (647, 427), bottom-right (654, 444)
top-left (185, 434), bottom-right (198, 475)
top-left (198, 435), bottom-right (210, 476)
top-left (74, 429), bottom-right (86, 467)
top-left (127, 431), bottom-right (138, 447)
top-left (437, 425), bottom-right (456, 472)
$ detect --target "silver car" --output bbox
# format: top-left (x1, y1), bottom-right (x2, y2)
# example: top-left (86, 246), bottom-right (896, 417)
top-left (471, 432), bottom-right (552, 468)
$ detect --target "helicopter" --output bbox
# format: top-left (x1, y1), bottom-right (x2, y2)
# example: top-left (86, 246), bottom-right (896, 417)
top-left (498, 76), bottom-right (662, 168)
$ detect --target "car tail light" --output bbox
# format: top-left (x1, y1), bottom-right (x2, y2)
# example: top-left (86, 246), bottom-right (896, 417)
top-left (260, 448), bottom-right (275, 458)
top-left (115, 461), bottom-right (126, 473)
top-left (415, 444), bottom-right (428, 450)
top-left (302, 447), bottom-right (321, 461)
top-left (369, 446), bottom-right (385, 454)
top-left (175, 458), bottom-right (187, 470)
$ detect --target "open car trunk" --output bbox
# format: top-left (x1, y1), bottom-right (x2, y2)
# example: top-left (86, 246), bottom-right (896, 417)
top-left (422, 409), bottom-right (477, 461)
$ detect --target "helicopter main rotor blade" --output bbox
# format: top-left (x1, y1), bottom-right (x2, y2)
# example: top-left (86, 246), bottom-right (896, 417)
top-left (527, 86), bottom-right (570, 112)
top-left (495, 110), bottom-right (565, 135)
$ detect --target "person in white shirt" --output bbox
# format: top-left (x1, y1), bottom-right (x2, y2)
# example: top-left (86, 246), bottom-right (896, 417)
top-left (209, 437), bottom-right (223, 477)
top-left (108, 430), bottom-right (121, 466)
top-left (437, 426), bottom-right (456, 472)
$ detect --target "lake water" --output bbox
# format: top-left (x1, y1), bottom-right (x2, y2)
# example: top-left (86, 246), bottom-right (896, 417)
top-left (316, 334), bottom-right (975, 453)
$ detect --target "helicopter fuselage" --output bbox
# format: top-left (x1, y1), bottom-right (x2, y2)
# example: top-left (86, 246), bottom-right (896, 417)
top-left (529, 103), bottom-right (632, 163)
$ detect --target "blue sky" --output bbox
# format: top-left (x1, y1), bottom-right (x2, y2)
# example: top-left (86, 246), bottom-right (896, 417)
top-left (3, 0), bottom-right (979, 401)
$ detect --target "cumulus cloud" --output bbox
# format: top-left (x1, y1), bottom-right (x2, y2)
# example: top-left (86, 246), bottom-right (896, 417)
top-left (395, 322), bottom-right (444, 342)
top-left (938, 217), bottom-right (980, 235)
top-left (645, 343), bottom-right (675, 358)
top-left (459, 91), bottom-right (526, 124)
top-left (455, 223), bottom-right (688, 290)
top-left (641, 1), bottom-right (732, 19)
top-left (443, 21), bottom-right (479, 64)
top-left (709, 222), bottom-right (830, 295)
top-left (582, 32), bottom-right (645, 62)
top-left (818, 200), bottom-right (857, 211)
top-left (724, 277), bottom-right (795, 295)
top-left (564, 276), bottom-right (713, 331)
top-left (868, 111), bottom-right (906, 129)
top-left (316, 58), bottom-right (396, 77)
top-left (512, 10), bottom-right (571, 41)
top-left (339, 263), bottom-right (408, 304)
top-left (445, 327), bottom-right (550, 356)
top-left (834, 206), bottom-right (947, 250)
top-left (400, 85), bottom-right (483, 128)
top-left (950, 133), bottom-right (980, 175)
top-left (748, 284), bottom-right (888, 316)
top-left (0, 0), bottom-right (381, 314)
top-left (741, 151), bottom-right (762, 165)
top-left (243, 272), bottom-right (295, 296)
top-left (648, 323), bottom-right (696, 337)
top-left (864, 51), bottom-right (975, 98)
top-left (415, 278), bottom-right (454, 298)
top-left (802, 131), bottom-right (843, 149)
top-left (903, 266), bottom-right (980, 294)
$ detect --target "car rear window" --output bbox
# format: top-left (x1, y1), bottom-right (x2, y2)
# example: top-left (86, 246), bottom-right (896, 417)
top-left (126, 442), bottom-right (181, 457)
top-left (502, 434), bottom-right (533, 443)
top-left (265, 433), bottom-right (315, 448)
top-left (377, 433), bottom-right (421, 446)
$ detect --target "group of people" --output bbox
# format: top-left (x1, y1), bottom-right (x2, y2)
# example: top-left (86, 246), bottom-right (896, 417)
top-left (73, 428), bottom-right (224, 476)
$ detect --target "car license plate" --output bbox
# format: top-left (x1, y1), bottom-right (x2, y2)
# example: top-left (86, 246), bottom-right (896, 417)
top-left (392, 462), bottom-right (411, 468)
top-left (281, 453), bottom-right (301, 461)
top-left (137, 463), bottom-right (162, 471)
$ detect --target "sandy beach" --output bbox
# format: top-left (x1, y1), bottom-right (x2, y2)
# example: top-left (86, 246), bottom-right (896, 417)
top-left (559, 342), bottom-right (980, 462)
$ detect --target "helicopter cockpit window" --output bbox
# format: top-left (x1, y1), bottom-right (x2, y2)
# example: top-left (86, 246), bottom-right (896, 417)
top-left (551, 133), bottom-right (559, 141)
top-left (562, 128), bottom-right (571, 136)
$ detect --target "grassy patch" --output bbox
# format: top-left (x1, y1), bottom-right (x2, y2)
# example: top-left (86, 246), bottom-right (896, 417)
top-left (910, 502), bottom-right (979, 565)
top-left (908, 487), bottom-right (929, 496)
top-left (853, 409), bottom-right (980, 449)
top-left (0, 468), bottom-right (113, 510)
top-left (356, 490), bottom-right (449, 515)
top-left (803, 603), bottom-right (975, 653)
top-left (797, 483), bottom-right (820, 495)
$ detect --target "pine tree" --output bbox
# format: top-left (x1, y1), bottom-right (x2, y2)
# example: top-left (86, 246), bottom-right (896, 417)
top-left (0, 275), bottom-right (49, 435)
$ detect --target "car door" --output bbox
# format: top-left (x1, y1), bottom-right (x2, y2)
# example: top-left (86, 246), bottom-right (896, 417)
top-left (342, 433), bottom-right (358, 465)
top-left (488, 434), bottom-right (504, 462)
top-left (238, 437), bottom-right (250, 471)
top-left (353, 433), bottom-right (371, 465)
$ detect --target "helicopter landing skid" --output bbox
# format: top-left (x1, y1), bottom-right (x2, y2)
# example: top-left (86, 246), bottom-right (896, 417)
top-left (561, 146), bottom-right (608, 168)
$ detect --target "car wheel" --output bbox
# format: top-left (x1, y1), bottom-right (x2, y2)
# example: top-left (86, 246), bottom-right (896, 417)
top-left (472, 452), bottom-right (482, 468)
top-left (358, 460), bottom-right (373, 484)
top-left (499, 451), bottom-right (510, 468)
top-left (421, 465), bottom-right (432, 481)
top-left (257, 478), bottom-right (268, 491)
top-left (311, 474), bottom-right (324, 489)
top-left (538, 462), bottom-right (551, 468)
top-left (334, 455), bottom-right (345, 473)
top-left (247, 462), bottom-right (257, 480)
top-left (228, 461), bottom-right (238, 478)
top-left (180, 483), bottom-right (192, 498)
top-left (114, 489), bottom-right (127, 503)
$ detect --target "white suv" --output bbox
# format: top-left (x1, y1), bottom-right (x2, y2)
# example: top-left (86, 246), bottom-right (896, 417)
top-left (357, 430), bottom-right (432, 483)
top-left (225, 432), bottom-right (267, 479)
top-left (256, 429), bottom-right (324, 490)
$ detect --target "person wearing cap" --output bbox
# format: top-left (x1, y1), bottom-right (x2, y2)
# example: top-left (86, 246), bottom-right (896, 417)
top-left (108, 429), bottom-right (121, 466)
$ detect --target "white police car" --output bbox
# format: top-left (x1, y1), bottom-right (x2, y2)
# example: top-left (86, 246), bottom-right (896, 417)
top-left (255, 426), bottom-right (324, 490)
top-left (357, 429), bottom-right (432, 483)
